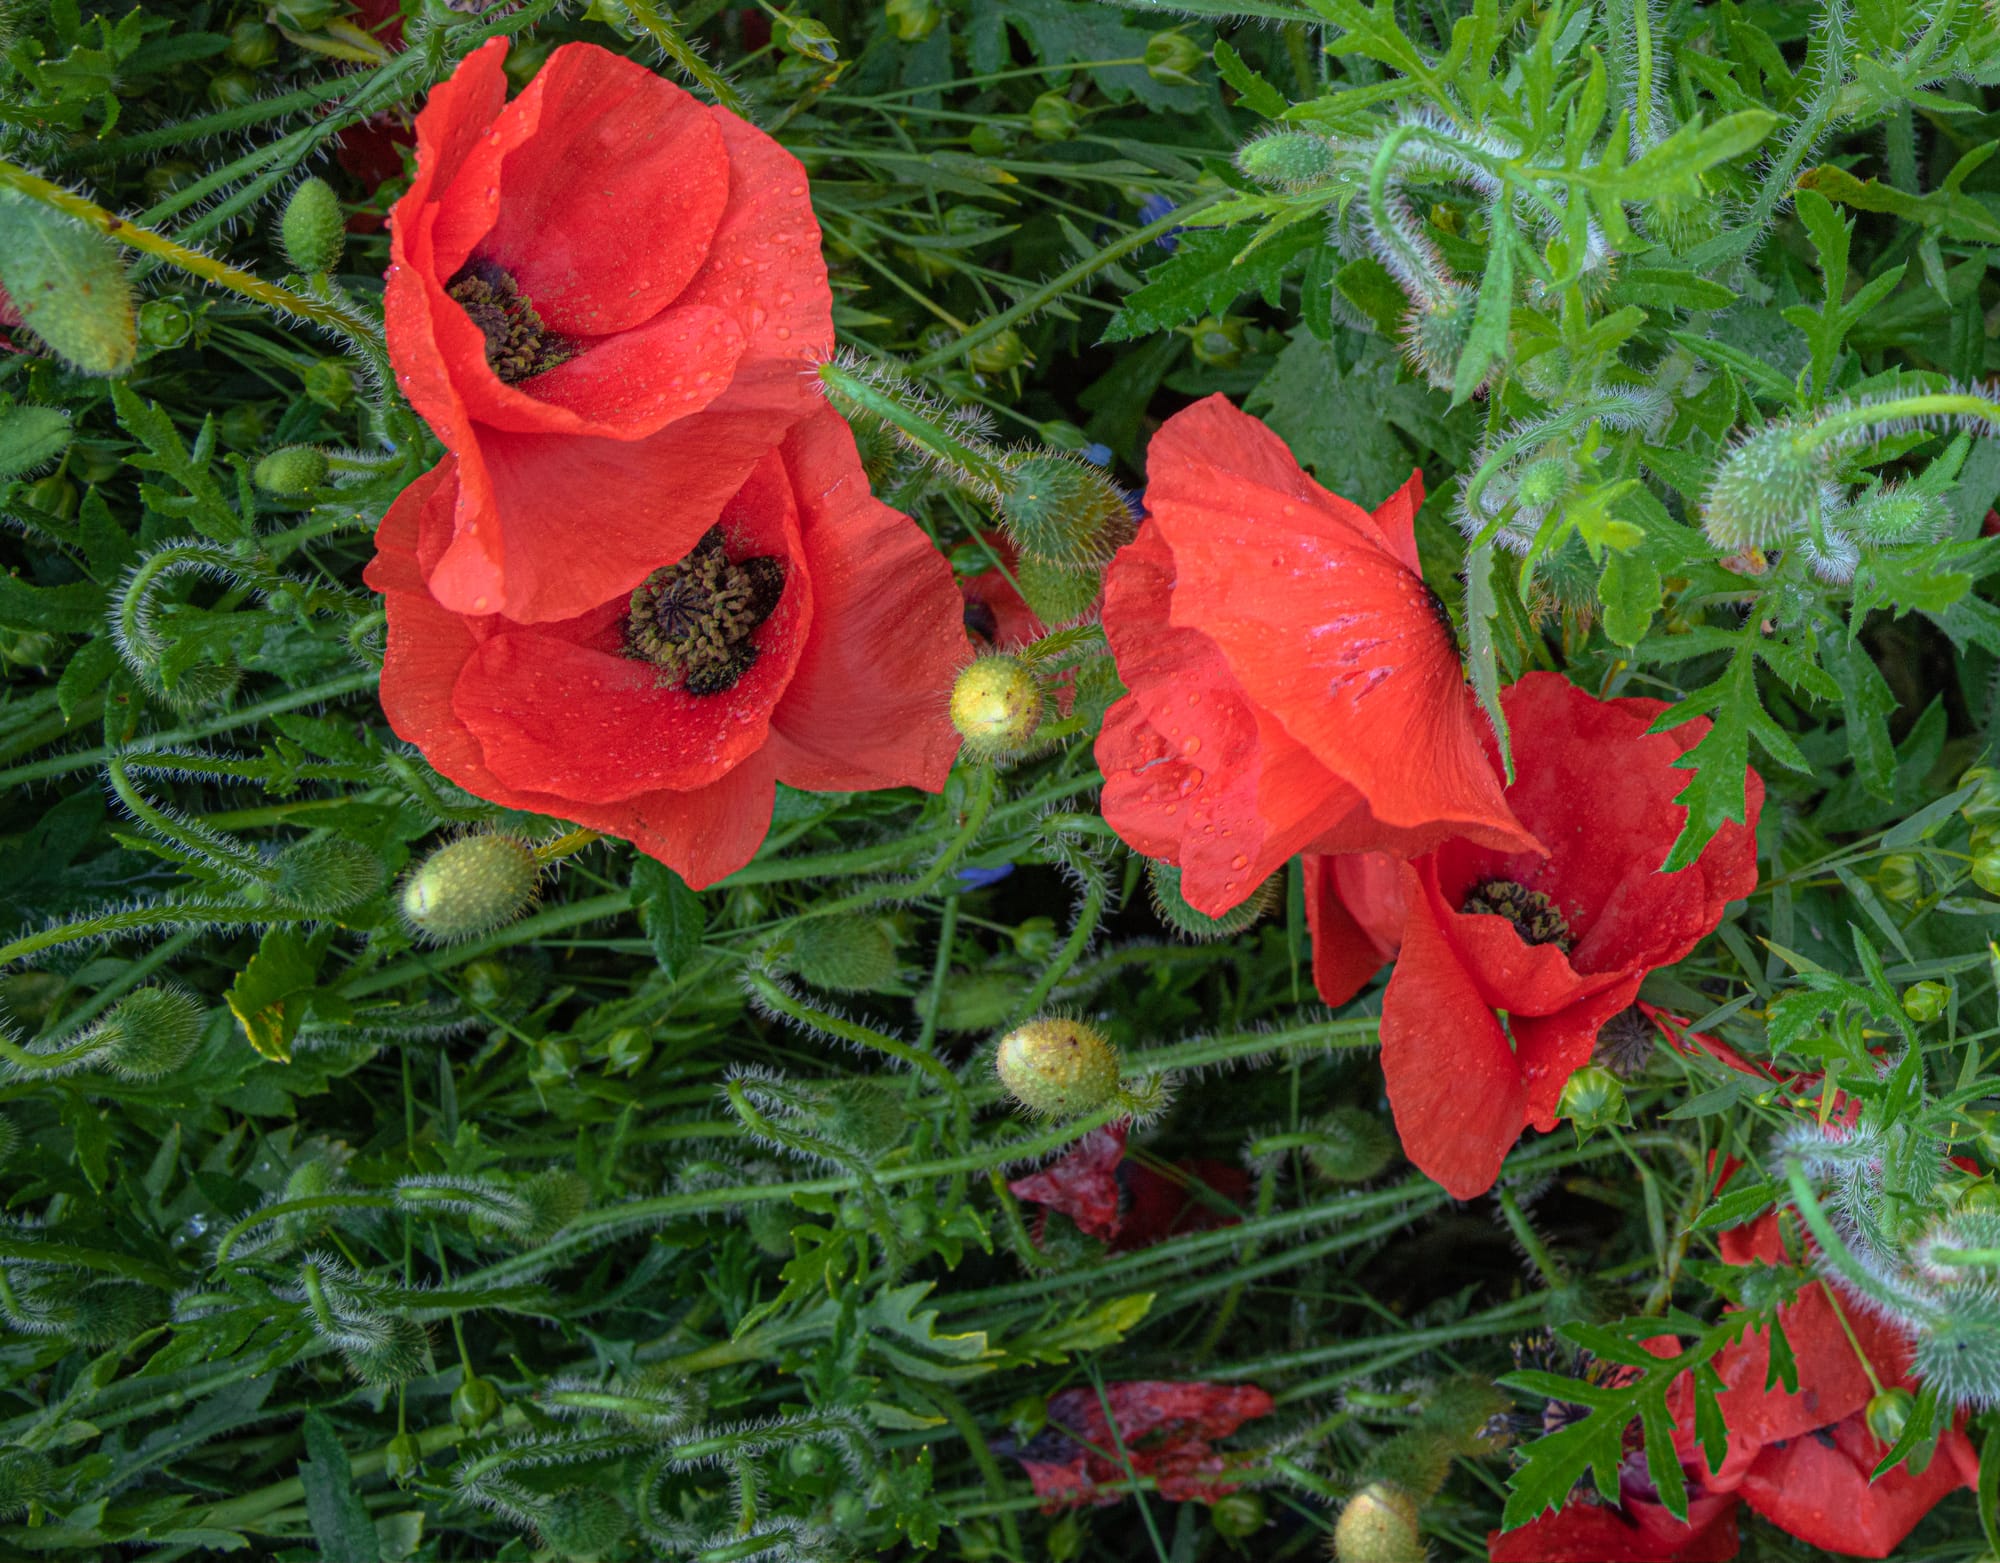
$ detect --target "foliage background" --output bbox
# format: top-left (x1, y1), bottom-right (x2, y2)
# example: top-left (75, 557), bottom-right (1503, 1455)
top-left (1, 0), bottom-right (2000, 1557)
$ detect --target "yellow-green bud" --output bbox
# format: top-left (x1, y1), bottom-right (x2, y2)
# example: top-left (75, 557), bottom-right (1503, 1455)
top-left (451, 1374), bottom-right (501, 1430)
top-left (968, 327), bottom-right (1029, 375)
top-left (1865, 1387), bottom-right (1913, 1445)
top-left (0, 194), bottom-right (136, 377)
top-left (781, 15), bottom-right (839, 62)
top-left (383, 1432), bottom-right (422, 1484)
top-left (1973, 842), bottom-right (2000, 898)
top-left (1144, 31), bottom-right (1204, 86)
top-left (279, 177), bottom-right (345, 274)
top-left (398, 834), bottom-right (541, 944)
top-left (1557, 1064), bottom-right (1627, 1136)
top-left (207, 68), bottom-right (258, 110)
top-left (1189, 315), bottom-right (1244, 369)
top-left (1878, 853), bottom-right (1921, 903)
top-left (1236, 130), bottom-right (1339, 190)
top-left (951, 655), bottom-right (1043, 758)
top-left (1028, 90), bottom-right (1082, 142)
top-left (302, 358), bottom-right (354, 411)
top-left (137, 297), bottom-right (196, 349)
top-left (1334, 1482), bottom-right (1423, 1563)
top-left (1902, 981), bottom-right (1949, 1024)
top-left (995, 1017), bottom-right (1120, 1117)
top-left (254, 445), bottom-right (329, 495)
top-left (1210, 1491), bottom-right (1265, 1539)
top-left (1963, 766), bottom-right (2000, 826)
top-left (227, 19), bottom-right (279, 68)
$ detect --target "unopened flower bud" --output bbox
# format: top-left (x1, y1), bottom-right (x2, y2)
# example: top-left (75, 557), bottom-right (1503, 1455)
top-left (1865, 1387), bottom-right (1913, 1445)
top-left (398, 834), bottom-right (541, 944)
top-left (280, 177), bottom-right (345, 274)
top-left (951, 654), bottom-right (1043, 758)
top-left (1961, 765), bottom-right (2000, 826)
top-left (254, 445), bottom-right (329, 495)
top-left (540, 1488), bottom-right (629, 1557)
top-left (786, 916), bottom-right (901, 993)
top-left (383, 1432), bottom-right (422, 1484)
top-left (1189, 315), bottom-right (1244, 369)
top-left (781, 15), bottom-right (840, 62)
top-left (273, 836), bottom-right (385, 912)
top-left (227, 19), bottom-right (279, 67)
top-left (137, 297), bottom-right (195, 349)
top-left (1334, 1482), bottom-right (1423, 1563)
top-left (451, 1374), bottom-right (502, 1430)
top-left (1144, 31), bottom-right (1204, 86)
top-left (207, 68), bottom-right (258, 110)
top-left (1877, 853), bottom-right (1920, 903)
top-left (997, 452), bottom-right (1131, 567)
top-left (969, 327), bottom-right (1029, 375)
top-left (93, 987), bottom-right (205, 1080)
top-left (1236, 130), bottom-right (1339, 190)
top-left (1902, 981), bottom-right (1949, 1024)
top-left (0, 194), bottom-right (136, 377)
top-left (1557, 1064), bottom-right (1627, 1136)
top-left (1974, 842), bottom-right (2000, 898)
top-left (1210, 1491), bottom-right (1265, 1539)
top-left (0, 1445), bottom-right (53, 1521)
top-left (1304, 1107), bottom-right (1397, 1183)
top-left (302, 358), bottom-right (354, 411)
top-left (1147, 858), bottom-right (1277, 940)
top-left (1401, 288), bottom-right (1475, 392)
top-left (996, 1017), bottom-right (1120, 1117)
top-left (1513, 456), bottom-right (1571, 511)
top-left (1014, 555), bottom-right (1101, 625)
top-left (1701, 425), bottom-right (1828, 552)
top-left (1028, 90), bottom-right (1082, 142)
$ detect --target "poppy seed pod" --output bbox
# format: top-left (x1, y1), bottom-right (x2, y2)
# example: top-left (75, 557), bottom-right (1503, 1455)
top-left (254, 445), bottom-right (329, 495)
top-left (996, 452), bottom-right (1132, 567)
top-left (398, 834), bottom-right (541, 944)
top-left (995, 1018), bottom-right (1121, 1117)
top-left (1334, 1482), bottom-right (1424, 1562)
top-left (950, 654), bottom-right (1043, 757)
top-left (1556, 1064), bottom-right (1627, 1135)
top-left (279, 177), bottom-right (345, 274)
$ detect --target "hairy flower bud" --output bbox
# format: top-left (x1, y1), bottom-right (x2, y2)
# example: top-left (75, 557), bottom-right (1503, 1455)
top-left (1237, 130), bottom-right (1339, 190)
top-left (538, 1488), bottom-right (629, 1559)
top-left (995, 1017), bottom-right (1120, 1117)
top-left (1334, 1482), bottom-right (1424, 1563)
top-left (951, 654), bottom-right (1043, 758)
top-left (1700, 425), bottom-right (1829, 551)
top-left (93, 987), bottom-right (205, 1080)
top-left (0, 1445), bottom-right (52, 1520)
top-left (0, 194), bottom-right (136, 376)
top-left (254, 445), bottom-right (329, 495)
top-left (279, 177), bottom-right (345, 274)
top-left (1148, 859), bottom-right (1277, 941)
top-left (997, 452), bottom-right (1131, 567)
top-left (1304, 1107), bottom-right (1397, 1183)
top-left (452, 1373), bottom-right (502, 1430)
top-left (1557, 1064), bottom-right (1627, 1136)
top-left (1014, 554), bottom-right (1101, 625)
top-left (272, 837), bottom-right (386, 913)
top-left (398, 834), bottom-right (541, 944)
top-left (786, 916), bottom-right (901, 993)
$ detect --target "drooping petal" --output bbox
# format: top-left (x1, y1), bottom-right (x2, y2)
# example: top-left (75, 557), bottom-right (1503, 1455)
top-left (765, 406), bottom-right (965, 794)
top-left (1733, 1414), bottom-right (1972, 1558)
top-left (1378, 863), bottom-right (1530, 1199)
top-left (1009, 1125), bottom-right (1127, 1242)
top-left (1489, 1494), bottom-right (1740, 1563)
top-left (1304, 851), bottom-right (1402, 1007)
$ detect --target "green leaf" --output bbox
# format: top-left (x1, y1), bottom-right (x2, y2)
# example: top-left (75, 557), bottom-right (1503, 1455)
top-left (1465, 538), bottom-right (1512, 782)
top-left (0, 402), bottom-right (72, 478)
top-left (1820, 634), bottom-right (1898, 799)
top-left (1608, 267), bottom-right (1738, 312)
top-left (300, 1412), bottom-right (382, 1563)
top-left (632, 859), bottom-right (705, 980)
top-left (1653, 646), bottom-right (1793, 873)
top-left (110, 384), bottom-right (247, 544)
top-left (1598, 550), bottom-right (1662, 648)
top-left (1334, 254), bottom-right (1409, 338)
top-left (1101, 219), bottom-right (1319, 344)
top-left (224, 927), bottom-right (321, 1064)
top-left (1454, 202), bottom-right (1514, 405)
top-left (1799, 162), bottom-right (2000, 243)
top-left (1212, 38), bottom-right (1286, 115)
top-left (0, 570), bottom-right (103, 633)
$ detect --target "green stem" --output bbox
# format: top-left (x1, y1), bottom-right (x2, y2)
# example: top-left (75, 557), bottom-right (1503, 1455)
top-left (816, 362), bottom-right (1012, 492)
top-left (619, 0), bottom-right (748, 112)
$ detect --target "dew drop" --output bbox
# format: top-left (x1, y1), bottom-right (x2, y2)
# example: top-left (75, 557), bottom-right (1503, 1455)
top-left (1230, 853), bottom-right (1248, 870)
top-left (1181, 736), bottom-right (1201, 755)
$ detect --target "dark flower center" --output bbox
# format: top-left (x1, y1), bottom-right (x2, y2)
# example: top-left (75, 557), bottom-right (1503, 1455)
top-left (1593, 1005), bottom-right (1655, 1078)
top-left (1424, 579), bottom-right (1461, 659)
top-left (625, 528), bottom-right (785, 697)
top-left (1461, 878), bottom-right (1571, 951)
top-left (963, 597), bottom-right (1000, 645)
top-left (446, 263), bottom-right (571, 383)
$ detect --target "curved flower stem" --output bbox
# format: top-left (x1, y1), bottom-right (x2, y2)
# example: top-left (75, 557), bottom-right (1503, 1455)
top-left (212, 1192), bottom-right (395, 1269)
top-left (107, 754), bottom-right (275, 886)
top-left (0, 160), bottom-right (380, 348)
top-left (0, 903), bottom-right (318, 969)
top-left (618, 0), bottom-right (748, 114)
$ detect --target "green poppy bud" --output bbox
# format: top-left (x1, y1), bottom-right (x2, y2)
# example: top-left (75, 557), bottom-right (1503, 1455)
top-left (934, 972), bottom-right (1018, 1033)
top-left (0, 1445), bottom-right (53, 1521)
top-left (1514, 456), bottom-right (1572, 511)
top-left (995, 1017), bottom-right (1121, 1117)
top-left (137, 297), bottom-right (195, 349)
top-left (22, 473), bottom-right (76, 519)
top-left (1902, 981), bottom-right (1949, 1024)
top-left (1144, 31), bottom-right (1204, 86)
top-left (399, 834), bottom-right (542, 944)
top-left (1013, 917), bottom-right (1058, 962)
top-left (1961, 1179), bottom-right (2000, 1213)
top-left (226, 19), bottom-right (279, 68)
top-left (279, 177), bottom-right (345, 274)
top-left (789, 1442), bottom-right (827, 1476)
top-left (1973, 843), bottom-right (2000, 898)
top-left (969, 327), bottom-right (1029, 375)
top-left (0, 404), bottom-right (71, 481)
top-left (0, 195), bottom-right (136, 377)
top-left (451, 1374), bottom-right (502, 1430)
top-left (207, 68), bottom-right (259, 110)
top-left (539, 1488), bottom-right (629, 1559)
top-left (272, 837), bottom-right (385, 913)
top-left (1334, 1482), bottom-right (1423, 1563)
top-left (1865, 1386), bottom-right (1913, 1445)
top-left (254, 445), bottom-right (330, 495)
top-left (1147, 859), bottom-right (1277, 941)
top-left (92, 987), bottom-right (205, 1080)
top-left (382, 1432), bottom-right (422, 1484)
top-left (1028, 90), bottom-right (1082, 142)
top-left (997, 452), bottom-right (1131, 567)
top-left (302, 358), bottom-right (354, 411)
top-left (885, 0), bottom-right (943, 39)
top-left (596, 1026), bottom-right (652, 1075)
top-left (786, 916), bottom-right (901, 993)
top-left (1701, 424), bottom-right (1828, 552)
top-left (1401, 288), bottom-right (1475, 390)
top-left (1304, 1107), bottom-right (1397, 1183)
top-left (968, 122), bottom-right (1013, 158)
top-left (950, 654), bottom-right (1043, 758)
top-left (1236, 130), bottom-right (1338, 190)
top-left (216, 405), bottom-right (268, 448)
top-left (1210, 1491), bottom-right (1265, 1539)
top-left (1961, 766), bottom-right (2000, 826)
top-left (1188, 315), bottom-right (1245, 369)
top-left (1014, 555), bottom-right (1102, 626)
top-left (1877, 853), bottom-right (1921, 903)
top-left (1557, 1064), bottom-right (1628, 1135)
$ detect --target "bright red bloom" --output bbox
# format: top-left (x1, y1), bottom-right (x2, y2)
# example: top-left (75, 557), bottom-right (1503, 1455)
top-left (1008, 1124), bottom-right (1248, 1250)
top-left (1015, 1381), bottom-right (1274, 1508)
top-left (1095, 396), bottom-right (1536, 918)
top-left (385, 39), bottom-right (832, 623)
top-left (1665, 1209), bottom-right (1978, 1557)
top-left (1308, 674), bottom-right (1763, 1199)
top-left (365, 406), bottom-right (966, 887)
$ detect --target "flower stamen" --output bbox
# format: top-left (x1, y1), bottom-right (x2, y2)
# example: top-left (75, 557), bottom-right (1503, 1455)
top-left (446, 264), bottom-right (571, 383)
top-left (1461, 878), bottom-right (1571, 950)
top-left (625, 528), bottom-right (785, 696)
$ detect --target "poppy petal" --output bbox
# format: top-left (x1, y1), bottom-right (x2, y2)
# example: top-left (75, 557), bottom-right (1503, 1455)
top-left (1489, 1495), bottom-right (1740, 1562)
top-left (1734, 1414), bottom-right (1972, 1558)
top-left (1304, 851), bottom-right (1398, 1007)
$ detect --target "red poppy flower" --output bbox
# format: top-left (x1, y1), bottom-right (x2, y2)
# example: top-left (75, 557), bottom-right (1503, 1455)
top-left (1009, 1124), bottom-right (1248, 1250)
top-left (1095, 396), bottom-right (1536, 918)
top-left (365, 405), bottom-right (967, 887)
top-left (1664, 1208), bottom-right (1978, 1557)
top-left (385, 38), bottom-right (833, 624)
top-left (1015, 1381), bottom-right (1274, 1508)
top-left (1308, 673), bottom-right (1763, 1199)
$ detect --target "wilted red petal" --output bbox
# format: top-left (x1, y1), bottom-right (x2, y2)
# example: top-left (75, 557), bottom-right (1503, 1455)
top-left (1734, 1414), bottom-right (1974, 1558)
top-left (1113, 1157), bottom-right (1248, 1251)
top-left (1010, 1125), bottom-right (1127, 1242)
top-left (1489, 1492), bottom-right (1740, 1563)
top-left (1021, 1381), bottom-right (1276, 1509)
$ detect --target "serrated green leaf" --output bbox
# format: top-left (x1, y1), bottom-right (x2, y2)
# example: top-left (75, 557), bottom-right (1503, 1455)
top-left (1101, 219), bottom-right (1318, 344)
